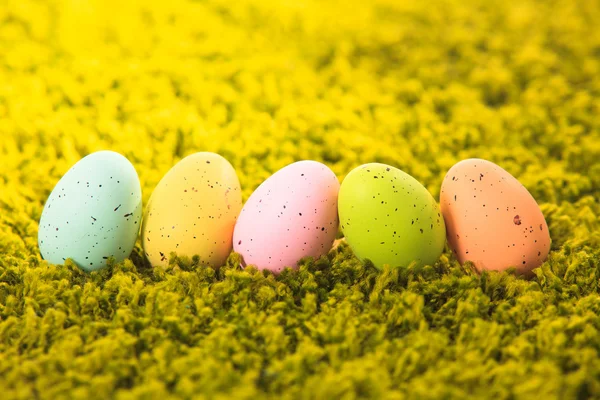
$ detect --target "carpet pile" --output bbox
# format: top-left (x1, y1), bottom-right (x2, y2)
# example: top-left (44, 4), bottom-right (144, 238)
top-left (1, 0), bottom-right (600, 398)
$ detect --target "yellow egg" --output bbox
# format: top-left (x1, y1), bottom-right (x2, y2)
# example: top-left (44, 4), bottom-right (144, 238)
top-left (142, 153), bottom-right (242, 268)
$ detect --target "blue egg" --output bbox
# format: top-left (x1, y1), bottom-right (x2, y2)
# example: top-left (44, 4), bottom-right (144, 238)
top-left (38, 151), bottom-right (142, 272)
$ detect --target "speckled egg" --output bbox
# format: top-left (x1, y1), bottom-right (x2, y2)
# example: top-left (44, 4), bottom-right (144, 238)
top-left (233, 160), bottom-right (340, 273)
top-left (440, 158), bottom-right (551, 275)
top-left (142, 152), bottom-right (242, 268)
top-left (338, 163), bottom-right (446, 269)
top-left (38, 151), bottom-right (143, 272)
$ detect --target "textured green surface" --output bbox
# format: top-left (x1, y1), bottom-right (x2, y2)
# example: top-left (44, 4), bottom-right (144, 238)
top-left (1, 0), bottom-right (600, 398)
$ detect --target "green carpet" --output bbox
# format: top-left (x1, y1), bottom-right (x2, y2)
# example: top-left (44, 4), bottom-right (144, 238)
top-left (1, 0), bottom-right (600, 398)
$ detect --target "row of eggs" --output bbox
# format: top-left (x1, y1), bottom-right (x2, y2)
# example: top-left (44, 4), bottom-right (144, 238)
top-left (38, 151), bottom-right (551, 275)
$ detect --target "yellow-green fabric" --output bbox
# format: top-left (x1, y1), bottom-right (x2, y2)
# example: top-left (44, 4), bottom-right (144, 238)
top-left (1, 0), bottom-right (599, 398)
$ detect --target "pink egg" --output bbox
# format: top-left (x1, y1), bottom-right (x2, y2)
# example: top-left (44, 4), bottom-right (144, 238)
top-left (233, 160), bottom-right (340, 273)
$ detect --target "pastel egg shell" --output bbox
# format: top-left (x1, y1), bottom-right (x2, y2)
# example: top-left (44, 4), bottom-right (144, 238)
top-left (233, 160), bottom-right (340, 274)
top-left (142, 152), bottom-right (242, 268)
top-left (338, 163), bottom-right (446, 269)
top-left (38, 150), bottom-right (143, 272)
top-left (440, 158), bottom-right (551, 275)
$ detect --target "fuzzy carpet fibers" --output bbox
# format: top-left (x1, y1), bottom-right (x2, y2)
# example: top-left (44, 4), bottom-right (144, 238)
top-left (1, 0), bottom-right (600, 398)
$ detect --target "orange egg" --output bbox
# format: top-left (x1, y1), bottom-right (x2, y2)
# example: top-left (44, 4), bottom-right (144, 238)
top-left (440, 159), bottom-right (550, 275)
top-left (142, 153), bottom-right (242, 268)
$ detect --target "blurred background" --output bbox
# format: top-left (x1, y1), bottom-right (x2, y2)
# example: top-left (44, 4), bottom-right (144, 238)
top-left (1, 0), bottom-right (599, 206)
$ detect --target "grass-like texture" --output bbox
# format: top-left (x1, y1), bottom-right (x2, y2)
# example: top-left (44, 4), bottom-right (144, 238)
top-left (1, 0), bottom-right (600, 398)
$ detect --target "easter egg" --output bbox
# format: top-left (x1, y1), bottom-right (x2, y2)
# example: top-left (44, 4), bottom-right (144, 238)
top-left (233, 160), bottom-right (340, 273)
top-left (440, 158), bottom-right (550, 275)
top-left (339, 163), bottom-right (446, 269)
top-left (142, 152), bottom-right (242, 268)
top-left (38, 151), bottom-right (143, 272)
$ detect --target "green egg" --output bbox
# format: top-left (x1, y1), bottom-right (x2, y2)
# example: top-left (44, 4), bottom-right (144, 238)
top-left (339, 163), bottom-right (446, 269)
